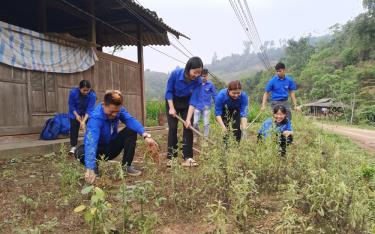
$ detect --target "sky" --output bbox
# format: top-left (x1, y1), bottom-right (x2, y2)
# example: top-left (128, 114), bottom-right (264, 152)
top-left (104, 0), bottom-right (365, 73)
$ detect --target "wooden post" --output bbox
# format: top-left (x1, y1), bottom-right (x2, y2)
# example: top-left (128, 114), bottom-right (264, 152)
top-left (89, 0), bottom-right (96, 45)
top-left (137, 24), bottom-right (146, 125)
top-left (350, 93), bottom-right (356, 125)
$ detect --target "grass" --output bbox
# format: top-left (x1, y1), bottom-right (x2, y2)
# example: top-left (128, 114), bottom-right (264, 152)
top-left (146, 101), bottom-right (165, 127)
top-left (1, 112), bottom-right (375, 233)
top-left (147, 101), bottom-right (266, 128)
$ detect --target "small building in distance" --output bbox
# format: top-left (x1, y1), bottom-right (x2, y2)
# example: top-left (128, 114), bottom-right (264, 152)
top-left (302, 98), bottom-right (346, 116)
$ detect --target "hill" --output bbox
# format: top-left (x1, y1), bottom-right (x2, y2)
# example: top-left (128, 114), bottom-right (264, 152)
top-left (206, 46), bottom-right (284, 82)
top-left (144, 44), bottom-right (285, 100)
top-left (144, 69), bottom-right (169, 101)
top-left (241, 3), bottom-right (375, 125)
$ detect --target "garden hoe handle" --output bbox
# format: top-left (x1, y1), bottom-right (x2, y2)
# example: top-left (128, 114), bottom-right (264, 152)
top-left (245, 111), bottom-right (263, 130)
top-left (175, 115), bottom-right (216, 145)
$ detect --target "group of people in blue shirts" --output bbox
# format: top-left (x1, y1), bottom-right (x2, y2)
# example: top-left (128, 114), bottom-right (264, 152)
top-left (164, 57), bottom-right (298, 166)
top-left (67, 56), bottom-right (298, 184)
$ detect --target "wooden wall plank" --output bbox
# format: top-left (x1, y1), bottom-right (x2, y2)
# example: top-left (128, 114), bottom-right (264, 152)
top-left (0, 50), bottom-right (144, 135)
top-left (0, 82), bottom-right (28, 126)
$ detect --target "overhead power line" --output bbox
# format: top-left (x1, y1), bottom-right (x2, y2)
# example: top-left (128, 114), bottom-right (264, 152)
top-left (116, 0), bottom-right (226, 84)
top-left (60, 0), bottom-right (226, 85)
top-left (60, 0), bottom-right (186, 64)
top-left (228, 0), bottom-right (272, 69)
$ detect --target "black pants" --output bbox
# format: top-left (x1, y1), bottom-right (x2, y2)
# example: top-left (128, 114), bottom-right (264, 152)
top-left (70, 118), bottom-right (81, 147)
top-left (166, 97), bottom-right (194, 159)
top-left (222, 107), bottom-right (241, 142)
top-left (257, 133), bottom-right (293, 157)
top-left (75, 128), bottom-right (138, 167)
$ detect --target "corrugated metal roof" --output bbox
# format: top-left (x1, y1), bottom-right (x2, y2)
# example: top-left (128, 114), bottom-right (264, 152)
top-left (303, 98), bottom-right (345, 108)
top-left (128, 0), bottom-right (189, 40)
top-left (96, 0), bottom-right (189, 46)
top-left (0, 0), bottom-right (188, 47)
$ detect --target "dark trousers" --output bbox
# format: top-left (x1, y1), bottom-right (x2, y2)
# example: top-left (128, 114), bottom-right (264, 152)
top-left (75, 128), bottom-right (138, 167)
top-left (70, 118), bottom-right (81, 147)
top-left (257, 133), bottom-right (293, 157)
top-left (222, 108), bottom-right (242, 142)
top-left (166, 98), bottom-right (194, 159)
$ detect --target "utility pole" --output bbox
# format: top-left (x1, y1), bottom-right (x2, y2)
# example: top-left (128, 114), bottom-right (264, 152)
top-left (350, 93), bottom-right (356, 125)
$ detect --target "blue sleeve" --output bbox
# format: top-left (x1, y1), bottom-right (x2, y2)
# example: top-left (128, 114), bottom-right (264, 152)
top-left (215, 92), bottom-right (224, 116)
top-left (265, 79), bottom-right (273, 92)
top-left (84, 117), bottom-right (102, 170)
top-left (68, 89), bottom-right (77, 114)
top-left (240, 93), bottom-right (249, 118)
top-left (165, 71), bottom-right (176, 100)
top-left (286, 121), bottom-right (293, 131)
top-left (119, 108), bottom-right (145, 135)
top-left (189, 86), bottom-right (200, 107)
top-left (86, 92), bottom-right (97, 115)
top-left (289, 78), bottom-right (297, 91)
top-left (258, 118), bottom-right (272, 137)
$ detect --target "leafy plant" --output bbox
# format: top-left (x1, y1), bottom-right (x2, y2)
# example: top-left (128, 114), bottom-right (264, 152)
top-left (206, 200), bottom-right (228, 234)
top-left (75, 186), bottom-right (115, 234)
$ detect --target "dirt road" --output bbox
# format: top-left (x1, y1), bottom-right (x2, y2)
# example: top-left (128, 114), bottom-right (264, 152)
top-left (315, 122), bottom-right (375, 152)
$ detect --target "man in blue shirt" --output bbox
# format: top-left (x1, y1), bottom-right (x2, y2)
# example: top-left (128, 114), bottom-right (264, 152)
top-left (261, 62), bottom-right (300, 120)
top-left (75, 90), bottom-right (158, 183)
top-left (193, 69), bottom-right (216, 137)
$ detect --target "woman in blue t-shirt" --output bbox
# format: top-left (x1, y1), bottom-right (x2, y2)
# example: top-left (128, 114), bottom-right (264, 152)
top-left (215, 80), bottom-right (248, 142)
top-left (165, 57), bottom-right (203, 167)
top-left (68, 80), bottom-right (96, 155)
top-left (258, 104), bottom-right (293, 157)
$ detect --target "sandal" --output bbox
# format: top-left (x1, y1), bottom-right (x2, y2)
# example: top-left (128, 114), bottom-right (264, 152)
top-left (166, 159), bottom-right (173, 167)
top-left (181, 158), bottom-right (198, 167)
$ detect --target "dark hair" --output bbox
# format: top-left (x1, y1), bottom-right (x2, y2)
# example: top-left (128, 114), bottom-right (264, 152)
top-left (273, 104), bottom-right (287, 114)
top-left (273, 105), bottom-right (288, 124)
top-left (184, 57), bottom-right (203, 76)
top-left (275, 62), bottom-right (286, 70)
top-left (228, 80), bottom-right (242, 90)
top-left (202, 68), bottom-right (208, 75)
top-left (104, 90), bottom-right (123, 106)
top-left (79, 80), bottom-right (91, 89)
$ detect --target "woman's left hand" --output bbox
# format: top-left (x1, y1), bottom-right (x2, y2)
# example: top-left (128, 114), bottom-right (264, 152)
top-left (283, 131), bottom-right (293, 137)
top-left (184, 120), bottom-right (191, 129)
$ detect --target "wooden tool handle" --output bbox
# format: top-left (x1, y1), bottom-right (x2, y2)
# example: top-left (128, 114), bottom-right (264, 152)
top-left (174, 115), bottom-right (216, 145)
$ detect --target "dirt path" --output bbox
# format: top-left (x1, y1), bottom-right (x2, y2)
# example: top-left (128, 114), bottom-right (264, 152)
top-left (315, 122), bottom-right (375, 152)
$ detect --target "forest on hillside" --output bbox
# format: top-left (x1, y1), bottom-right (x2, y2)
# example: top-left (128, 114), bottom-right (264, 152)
top-left (241, 1), bottom-right (375, 125)
top-left (145, 1), bottom-right (374, 125)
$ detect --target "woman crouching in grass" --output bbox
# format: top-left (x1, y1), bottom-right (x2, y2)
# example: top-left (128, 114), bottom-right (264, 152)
top-left (258, 105), bottom-right (293, 157)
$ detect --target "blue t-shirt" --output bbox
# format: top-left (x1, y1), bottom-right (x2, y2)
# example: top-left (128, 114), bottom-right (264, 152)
top-left (258, 117), bottom-right (293, 138)
top-left (68, 87), bottom-right (96, 119)
top-left (165, 68), bottom-right (202, 106)
top-left (194, 81), bottom-right (216, 111)
top-left (265, 75), bottom-right (297, 101)
top-left (84, 104), bottom-right (145, 170)
top-left (214, 88), bottom-right (248, 118)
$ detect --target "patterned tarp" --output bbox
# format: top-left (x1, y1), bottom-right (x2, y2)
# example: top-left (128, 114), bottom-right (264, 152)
top-left (0, 21), bottom-right (97, 73)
